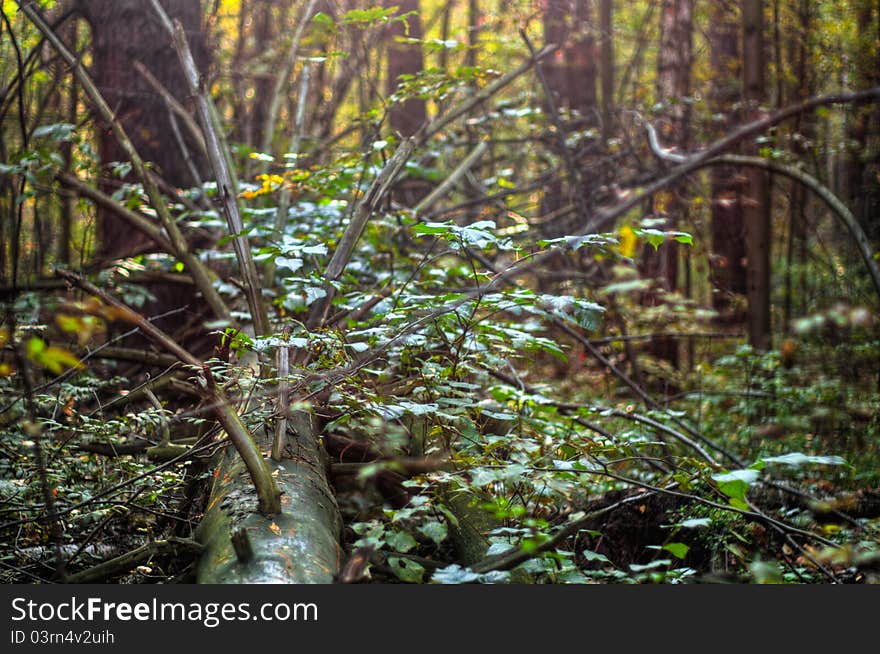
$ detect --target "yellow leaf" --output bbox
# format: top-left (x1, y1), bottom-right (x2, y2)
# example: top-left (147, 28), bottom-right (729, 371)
top-left (42, 346), bottom-right (84, 375)
top-left (617, 225), bottom-right (638, 258)
top-left (268, 522), bottom-right (281, 535)
top-left (27, 338), bottom-right (84, 375)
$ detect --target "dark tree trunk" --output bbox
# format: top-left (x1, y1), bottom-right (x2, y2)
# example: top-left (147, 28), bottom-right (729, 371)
top-left (742, 0), bottom-right (772, 351)
top-left (79, 0), bottom-right (207, 260)
top-left (783, 0), bottom-right (814, 333)
top-left (384, 0), bottom-right (426, 137)
top-left (599, 0), bottom-right (614, 142)
top-left (846, 0), bottom-right (880, 243)
top-left (80, 0), bottom-right (210, 346)
top-left (540, 0), bottom-right (598, 239)
top-left (708, 1), bottom-right (747, 320)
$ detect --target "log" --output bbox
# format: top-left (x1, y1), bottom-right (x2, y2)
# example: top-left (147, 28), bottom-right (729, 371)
top-left (196, 412), bottom-right (342, 583)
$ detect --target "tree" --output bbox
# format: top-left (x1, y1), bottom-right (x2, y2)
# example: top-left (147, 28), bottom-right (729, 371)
top-left (78, 0), bottom-right (207, 260)
top-left (638, 0), bottom-right (693, 366)
top-left (77, 0), bottom-right (213, 345)
top-left (540, 0), bottom-right (598, 239)
top-left (384, 0), bottom-right (426, 137)
top-left (742, 0), bottom-right (772, 351)
top-left (708, 0), bottom-right (747, 321)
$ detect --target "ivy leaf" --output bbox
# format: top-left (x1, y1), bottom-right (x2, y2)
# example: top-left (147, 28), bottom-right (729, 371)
top-left (431, 564), bottom-right (481, 584)
top-left (581, 549), bottom-right (611, 564)
top-left (418, 521), bottom-right (448, 546)
top-left (385, 530), bottom-right (418, 553)
top-left (388, 557), bottom-right (425, 583)
top-left (304, 286), bottom-right (327, 305)
top-left (635, 228), bottom-right (666, 250)
top-left (274, 256), bottom-right (303, 272)
top-left (32, 122), bottom-right (75, 142)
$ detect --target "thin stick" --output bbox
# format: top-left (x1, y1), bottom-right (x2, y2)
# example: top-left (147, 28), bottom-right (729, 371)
top-left (414, 141), bottom-right (488, 216)
top-left (259, 0), bottom-right (319, 161)
top-left (148, 1), bottom-right (269, 336)
top-left (271, 331), bottom-right (290, 462)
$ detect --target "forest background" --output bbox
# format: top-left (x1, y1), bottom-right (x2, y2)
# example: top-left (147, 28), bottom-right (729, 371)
top-left (0, 0), bottom-right (878, 584)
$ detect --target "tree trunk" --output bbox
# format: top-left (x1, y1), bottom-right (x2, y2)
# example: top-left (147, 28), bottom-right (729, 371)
top-left (599, 0), bottom-right (614, 142)
top-left (384, 0), bottom-right (427, 137)
top-left (197, 412), bottom-right (342, 584)
top-left (846, 0), bottom-right (880, 243)
top-left (540, 0), bottom-right (598, 239)
top-left (78, 1), bottom-right (215, 347)
top-left (742, 0), bottom-right (772, 351)
top-left (708, 1), bottom-right (747, 321)
top-left (639, 0), bottom-right (693, 367)
top-left (79, 0), bottom-right (207, 260)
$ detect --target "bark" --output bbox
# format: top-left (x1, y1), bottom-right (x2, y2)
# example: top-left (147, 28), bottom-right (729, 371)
top-left (599, 0), bottom-right (613, 141)
top-left (196, 412), bottom-right (342, 584)
top-left (708, 1), bottom-right (747, 319)
top-left (742, 0), bottom-right (772, 351)
top-left (78, 0), bottom-right (207, 259)
top-left (384, 0), bottom-right (427, 137)
top-left (77, 0), bottom-right (212, 346)
top-left (846, 0), bottom-right (880, 242)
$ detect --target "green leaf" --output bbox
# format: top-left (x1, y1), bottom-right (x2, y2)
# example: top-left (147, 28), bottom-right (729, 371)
top-left (635, 228), bottom-right (666, 250)
top-left (662, 542), bottom-right (690, 560)
top-left (388, 557), bottom-right (425, 583)
top-left (385, 530), bottom-right (418, 553)
top-left (32, 122), bottom-right (75, 142)
top-left (417, 521), bottom-right (448, 546)
top-left (675, 518), bottom-right (711, 529)
top-left (431, 564), bottom-right (480, 584)
top-left (412, 222), bottom-right (453, 235)
top-left (581, 549), bottom-right (611, 564)
top-left (27, 338), bottom-right (83, 375)
top-left (712, 468), bottom-right (759, 508)
top-left (312, 11), bottom-right (335, 28)
top-left (629, 559), bottom-right (671, 572)
top-left (759, 452), bottom-right (846, 467)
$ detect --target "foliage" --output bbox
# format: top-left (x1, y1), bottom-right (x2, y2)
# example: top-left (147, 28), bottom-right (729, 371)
top-left (0, 0), bottom-right (878, 585)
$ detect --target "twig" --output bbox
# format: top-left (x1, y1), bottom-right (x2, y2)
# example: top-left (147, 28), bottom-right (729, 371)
top-left (148, 1), bottom-right (269, 336)
top-left (259, 0), bottom-right (319, 160)
top-left (55, 268), bottom-right (281, 514)
top-left (413, 141), bottom-right (488, 216)
top-left (54, 172), bottom-right (174, 252)
top-left (64, 538), bottom-right (203, 583)
top-left (271, 330), bottom-right (290, 462)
